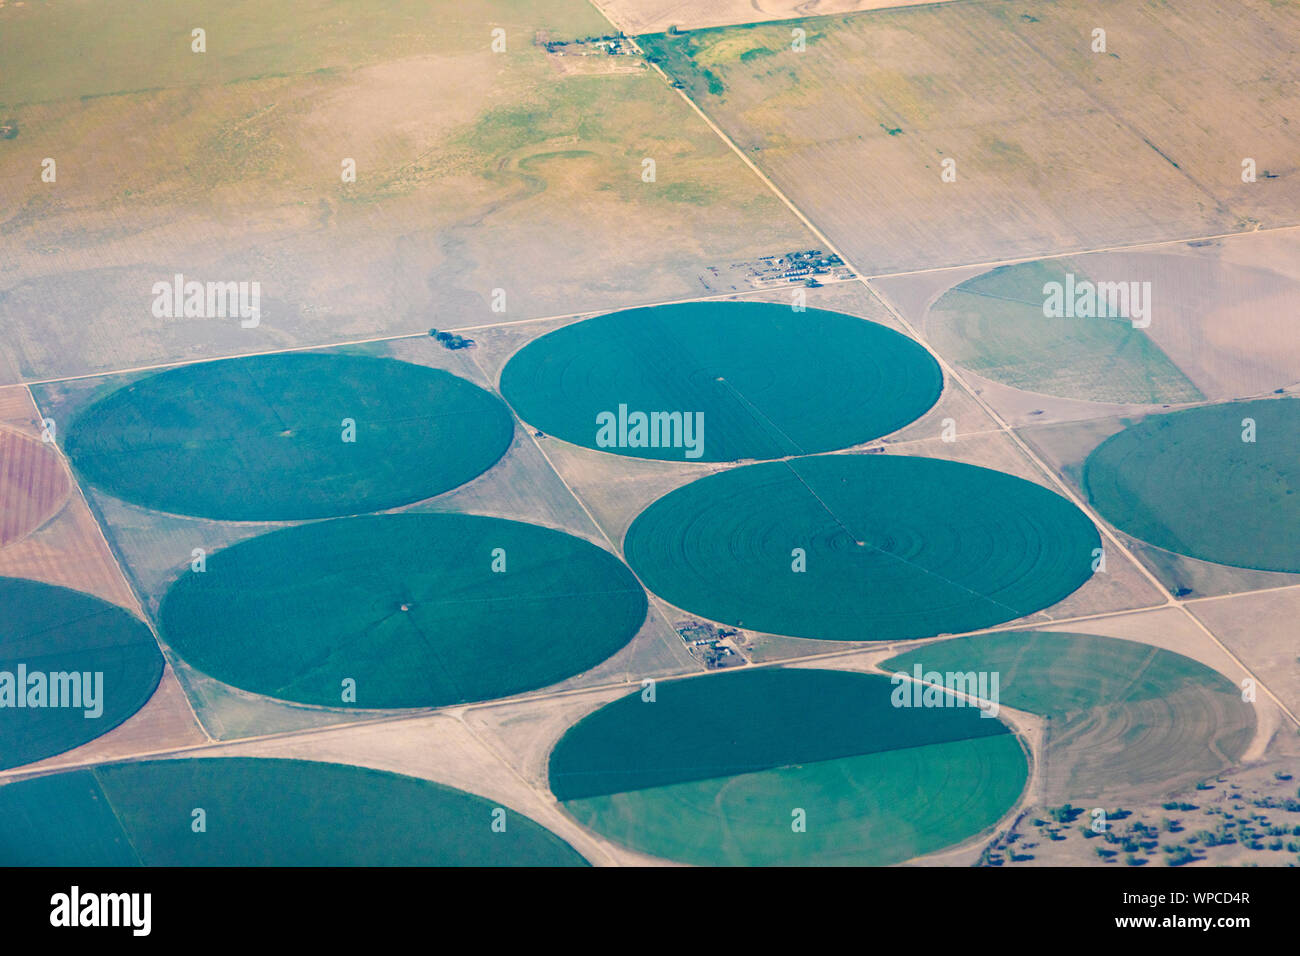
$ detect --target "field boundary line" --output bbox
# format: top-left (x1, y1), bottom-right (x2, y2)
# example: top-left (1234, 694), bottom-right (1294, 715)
top-left (23, 384), bottom-right (215, 743)
top-left (603, 21), bottom-right (1300, 734)
top-left (448, 710), bottom-right (623, 867)
top-left (463, 349), bottom-right (701, 685)
top-left (86, 767), bottom-right (148, 867)
top-left (11, 283), bottom-right (832, 391)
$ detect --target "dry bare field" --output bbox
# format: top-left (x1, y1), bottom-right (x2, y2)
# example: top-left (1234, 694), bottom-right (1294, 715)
top-left (0, 425), bottom-right (67, 548)
top-left (0, 0), bottom-right (813, 384)
top-left (1189, 588), bottom-right (1300, 720)
top-left (641, 0), bottom-right (1300, 275)
top-left (0, 386), bottom-right (136, 607)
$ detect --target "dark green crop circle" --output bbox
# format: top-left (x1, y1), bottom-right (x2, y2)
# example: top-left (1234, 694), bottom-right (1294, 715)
top-left (500, 301), bottom-right (942, 462)
top-left (65, 352), bottom-right (514, 521)
top-left (624, 453), bottom-right (1099, 642)
top-left (159, 513), bottom-right (647, 708)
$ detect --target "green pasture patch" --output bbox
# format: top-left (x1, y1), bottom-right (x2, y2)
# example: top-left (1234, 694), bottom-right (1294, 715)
top-left (884, 630), bottom-right (1256, 798)
top-left (884, 630), bottom-right (1248, 719)
top-left (548, 667), bottom-right (1008, 800)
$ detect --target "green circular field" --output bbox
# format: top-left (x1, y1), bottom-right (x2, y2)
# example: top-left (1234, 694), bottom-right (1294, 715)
top-left (159, 513), bottom-right (648, 708)
top-left (925, 258), bottom-right (1203, 405)
top-left (549, 668), bottom-right (1027, 866)
top-left (499, 301), bottom-right (942, 462)
top-left (0, 577), bottom-right (163, 771)
top-left (623, 453), bottom-right (1099, 642)
top-left (0, 758), bottom-right (587, 866)
top-left (1083, 398), bottom-right (1300, 572)
top-left (65, 352), bottom-right (514, 521)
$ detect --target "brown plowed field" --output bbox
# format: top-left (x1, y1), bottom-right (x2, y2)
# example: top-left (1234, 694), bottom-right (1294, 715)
top-left (0, 428), bottom-right (70, 549)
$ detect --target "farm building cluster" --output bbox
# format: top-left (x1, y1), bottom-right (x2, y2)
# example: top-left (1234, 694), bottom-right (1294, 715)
top-left (698, 249), bottom-right (854, 292)
top-left (540, 33), bottom-right (637, 57)
top-left (674, 619), bottom-right (746, 669)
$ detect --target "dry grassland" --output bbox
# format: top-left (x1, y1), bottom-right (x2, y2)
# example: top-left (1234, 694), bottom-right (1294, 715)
top-left (643, 0), bottom-right (1300, 275)
top-left (593, 0), bottom-right (957, 35)
top-left (0, 0), bottom-right (812, 384)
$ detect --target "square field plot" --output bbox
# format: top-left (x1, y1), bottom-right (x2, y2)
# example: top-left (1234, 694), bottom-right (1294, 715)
top-left (641, 0), bottom-right (1300, 275)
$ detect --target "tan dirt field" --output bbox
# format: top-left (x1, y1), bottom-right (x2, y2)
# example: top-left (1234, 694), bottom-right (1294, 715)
top-left (1188, 587), bottom-right (1300, 721)
top-left (0, 386), bottom-right (136, 608)
top-left (0, 426), bottom-right (68, 548)
top-left (646, 0), bottom-right (1300, 275)
top-left (1061, 246), bottom-right (1300, 401)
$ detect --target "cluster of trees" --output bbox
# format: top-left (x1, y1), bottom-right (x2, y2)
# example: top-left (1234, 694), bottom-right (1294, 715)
top-left (543, 32), bottom-right (627, 53)
top-left (428, 328), bottom-right (474, 350)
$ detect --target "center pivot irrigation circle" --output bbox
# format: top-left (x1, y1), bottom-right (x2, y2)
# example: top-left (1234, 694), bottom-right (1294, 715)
top-left (0, 758), bottom-right (588, 866)
top-left (1082, 397), bottom-right (1300, 572)
top-left (0, 577), bottom-right (164, 771)
top-left (499, 300), bottom-right (943, 462)
top-left (548, 668), bottom-right (1028, 866)
top-left (64, 352), bottom-right (515, 521)
top-left (623, 453), bottom-right (1099, 642)
top-left (158, 513), bottom-right (648, 709)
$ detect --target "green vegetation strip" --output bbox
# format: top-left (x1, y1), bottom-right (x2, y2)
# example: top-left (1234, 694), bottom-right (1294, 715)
top-left (500, 301), bottom-right (942, 462)
top-left (623, 453), bottom-right (1099, 642)
top-left (1083, 398), bottom-right (1300, 572)
top-left (65, 353), bottom-right (514, 521)
top-left (0, 578), bottom-right (163, 771)
top-left (926, 260), bottom-right (1203, 405)
top-left (550, 668), bottom-right (1027, 866)
top-left (0, 758), bottom-right (587, 866)
top-left (159, 513), bottom-right (647, 708)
